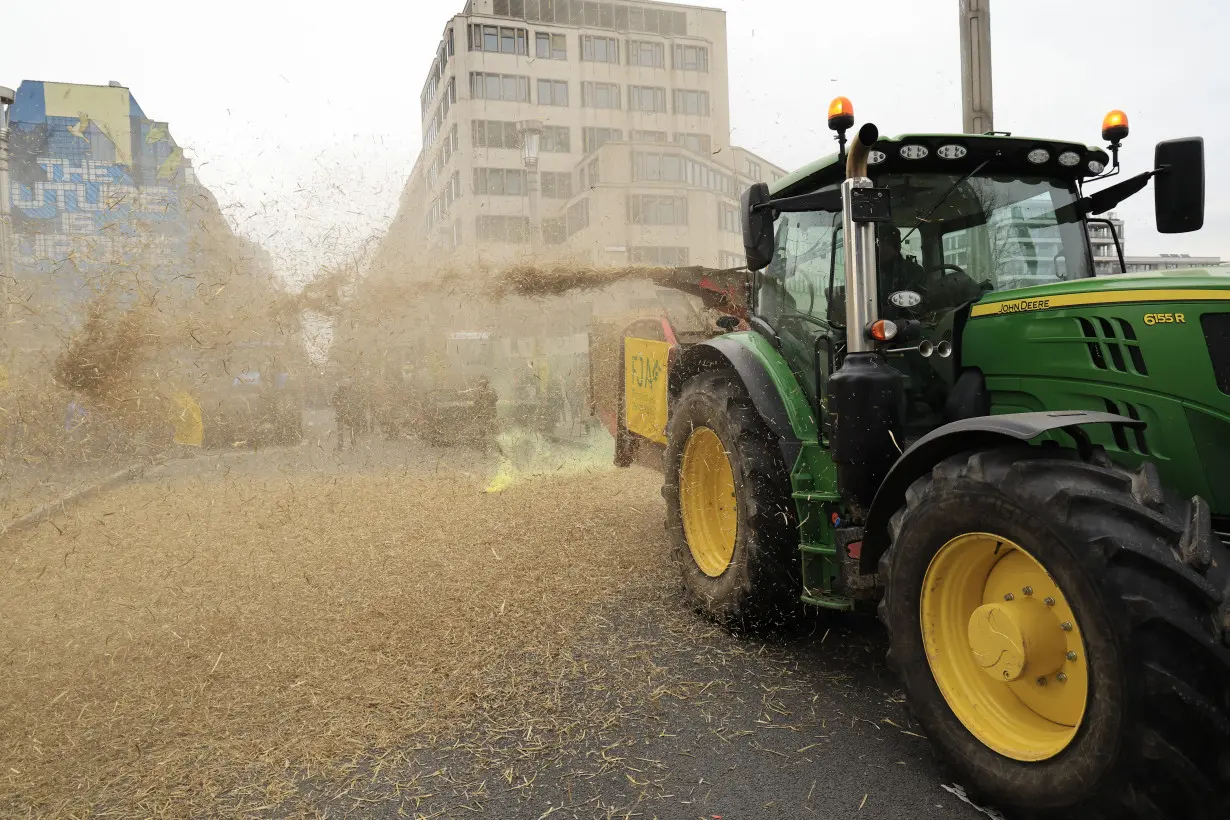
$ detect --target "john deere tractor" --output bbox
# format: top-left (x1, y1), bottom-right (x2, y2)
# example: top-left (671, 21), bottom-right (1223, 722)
top-left (614, 101), bottom-right (1230, 818)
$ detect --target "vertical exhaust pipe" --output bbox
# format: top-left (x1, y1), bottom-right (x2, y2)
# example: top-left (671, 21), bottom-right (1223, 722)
top-left (842, 123), bottom-right (880, 355)
top-left (829, 121), bottom-right (904, 514)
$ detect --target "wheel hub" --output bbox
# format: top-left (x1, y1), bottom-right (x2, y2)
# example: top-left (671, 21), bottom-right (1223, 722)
top-left (967, 599), bottom-right (1068, 683)
top-left (920, 533), bottom-right (1088, 761)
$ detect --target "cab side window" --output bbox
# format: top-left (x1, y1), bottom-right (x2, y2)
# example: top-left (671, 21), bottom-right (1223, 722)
top-left (757, 203), bottom-right (842, 328)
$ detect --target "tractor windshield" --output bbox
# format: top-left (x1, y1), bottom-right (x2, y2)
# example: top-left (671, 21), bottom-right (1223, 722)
top-left (871, 172), bottom-right (1093, 307)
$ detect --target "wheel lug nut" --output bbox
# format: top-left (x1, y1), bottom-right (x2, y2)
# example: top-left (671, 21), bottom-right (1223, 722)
top-left (1060, 622), bottom-right (1073, 631)
top-left (1057, 673), bottom-right (1068, 683)
top-left (1036, 677), bottom-right (1047, 686)
top-left (1066, 651), bottom-right (1077, 661)
top-left (1022, 586), bottom-right (1033, 596)
top-left (1044, 597), bottom-right (1056, 606)
top-left (1004, 593), bottom-right (1015, 601)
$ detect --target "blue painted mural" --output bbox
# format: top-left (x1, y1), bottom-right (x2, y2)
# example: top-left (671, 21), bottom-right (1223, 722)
top-left (7, 80), bottom-right (202, 288)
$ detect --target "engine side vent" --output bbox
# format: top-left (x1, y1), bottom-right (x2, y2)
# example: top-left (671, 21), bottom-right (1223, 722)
top-left (1102, 398), bottom-right (1150, 455)
top-left (1078, 317), bottom-right (1148, 376)
top-left (1078, 318), bottom-right (1107, 369)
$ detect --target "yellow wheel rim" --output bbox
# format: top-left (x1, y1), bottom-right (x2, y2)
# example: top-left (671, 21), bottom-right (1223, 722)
top-left (920, 533), bottom-right (1088, 761)
top-left (679, 427), bottom-right (737, 577)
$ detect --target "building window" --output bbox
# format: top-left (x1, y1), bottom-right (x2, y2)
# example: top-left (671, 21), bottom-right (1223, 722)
top-left (500, 0), bottom-right (687, 36)
top-left (630, 246), bottom-right (689, 266)
top-left (541, 125), bottom-right (571, 153)
top-left (719, 251), bottom-right (744, 269)
top-left (470, 72), bottom-right (531, 102)
top-left (674, 133), bottom-right (711, 155)
top-left (442, 171), bottom-right (463, 211)
top-left (473, 167), bottom-right (528, 196)
top-left (580, 35), bottom-right (620, 63)
top-left (631, 129), bottom-right (667, 143)
top-left (424, 110), bottom-right (442, 148)
top-left (673, 89), bottom-right (710, 115)
top-left (541, 171), bottom-right (573, 199)
top-left (476, 215), bottom-right (530, 243)
top-left (468, 24), bottom-right (529, 55)
top-left (744, 159), bottom-right (762, 181)
top-left (628, 86), bottom-right (667, 113)
top-left (439, 77), bottom-right (456, 121)
top-left (537, 79), bottom-right (569, 106)
top-left (628, 40), bottom-right (665, 67)
top-left (582, 127), bottom-right (622, 153)
top-left (631, 150), bottom-right (734, 194)
top-left (543, 216), bottom-right (567, 245)
top-left (535, 31), bottom-right (567, 59)
top-left (582, 81), bottom-right (621, 109)
top-left (718, 202), bottom-right (740, 234)
top-left (567, 198), bottom-right (590, 236)
top-left (472, 119), bottom-right (521, 149)
top-left (673, 44), bottom-right (709, 72)
top-left (628, 194), bottom-right (688, 226)
top-left (421, 61), bottom-right (441, 119)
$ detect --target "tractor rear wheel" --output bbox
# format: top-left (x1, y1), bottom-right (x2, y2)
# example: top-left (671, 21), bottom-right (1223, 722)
top-left (880, 445), bottom-right (1230, 819)
top-left (663, 369), bottom-right (800, 629)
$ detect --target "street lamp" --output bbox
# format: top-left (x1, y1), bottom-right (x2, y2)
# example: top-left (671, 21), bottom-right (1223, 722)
top-left (517, 119), bottom-right (543, 245)
top-left (0, 85), bottom-right (14, 281)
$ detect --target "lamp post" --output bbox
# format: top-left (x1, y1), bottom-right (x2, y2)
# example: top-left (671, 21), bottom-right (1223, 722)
top-left (0, 85), bottom-right (14, 281)
top-left (517, 119), bottom-right (543, 246)
top-left (959, 0), bottom-right (993, 134)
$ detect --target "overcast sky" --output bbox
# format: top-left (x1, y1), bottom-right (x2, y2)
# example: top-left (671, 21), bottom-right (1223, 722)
top-left (4, 0), bottom-right (1227, 282)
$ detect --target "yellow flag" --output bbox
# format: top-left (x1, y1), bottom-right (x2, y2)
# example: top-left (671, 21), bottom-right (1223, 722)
top-left (170, 391), bottom-right (203, 446)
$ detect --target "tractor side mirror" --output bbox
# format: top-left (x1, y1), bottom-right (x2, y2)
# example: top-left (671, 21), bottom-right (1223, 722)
top-left (742, 182), bottom-right (775, 271)
top-left (1154, 137), bottom-right (1204, 233)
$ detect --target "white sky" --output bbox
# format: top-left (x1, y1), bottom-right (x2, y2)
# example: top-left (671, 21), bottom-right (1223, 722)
top-left (4, 0), bottom-right (1228, 282)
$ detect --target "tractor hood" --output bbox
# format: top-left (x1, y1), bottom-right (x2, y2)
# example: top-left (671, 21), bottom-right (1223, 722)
top-left (969, 269), bottom-right (1230, 319)
top-left (962, 267), bottom-right (1230, 518)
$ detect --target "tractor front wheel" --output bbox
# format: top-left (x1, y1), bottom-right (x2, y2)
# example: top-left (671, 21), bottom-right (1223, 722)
top-left (663, 369), bottom-right (800, 629)
top-left (881, 445), bottom-right (1230, 819)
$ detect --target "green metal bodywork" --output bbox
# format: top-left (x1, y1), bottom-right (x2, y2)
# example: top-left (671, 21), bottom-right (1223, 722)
top-left (719, 269), bottom-right (1230, 608)
top-left (964, 271), bottom-right (1230, 512)
top-left (717, 332), bottom-right (852, 610)
top-left (706, 130), bottom-right (1228, 608)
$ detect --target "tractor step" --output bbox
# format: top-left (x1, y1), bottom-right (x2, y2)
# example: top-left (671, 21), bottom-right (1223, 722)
top-left (800, 590), bottom-right (856, 611)
top-left (791, 490), bottom-right (842, 502)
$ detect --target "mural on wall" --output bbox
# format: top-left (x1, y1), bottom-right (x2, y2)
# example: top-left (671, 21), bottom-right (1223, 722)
top-left (6, 80), bottom-right (202, 285)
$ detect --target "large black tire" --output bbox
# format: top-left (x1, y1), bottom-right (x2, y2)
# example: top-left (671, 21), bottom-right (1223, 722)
top-left (662, 369), bottom-right (800, 629)
top-left (880, 444), bottom-right (1230, 820)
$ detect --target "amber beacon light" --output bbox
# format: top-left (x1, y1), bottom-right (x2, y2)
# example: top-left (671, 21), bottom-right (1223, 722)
top-left (828, 96), bottom-right (855, 132)
top-left (1102, 109), bottom-right (1129, 144)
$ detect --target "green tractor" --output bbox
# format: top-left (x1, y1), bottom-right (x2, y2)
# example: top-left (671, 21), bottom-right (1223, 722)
top-left (616, 102), bottom-right (1230, 818)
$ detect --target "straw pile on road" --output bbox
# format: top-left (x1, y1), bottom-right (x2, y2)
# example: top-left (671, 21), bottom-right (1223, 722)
top-left (0, 460), bottom-right (668, 816)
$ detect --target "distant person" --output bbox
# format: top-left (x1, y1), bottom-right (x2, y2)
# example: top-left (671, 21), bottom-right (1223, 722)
top-left (330, 379), bottom-right (362, 451)
top-left (473, 377), bottom-right (499, 453)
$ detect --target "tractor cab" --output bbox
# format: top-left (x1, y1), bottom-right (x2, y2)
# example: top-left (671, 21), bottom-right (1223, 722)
top-left (743, 106), bottom-right (1203, 444)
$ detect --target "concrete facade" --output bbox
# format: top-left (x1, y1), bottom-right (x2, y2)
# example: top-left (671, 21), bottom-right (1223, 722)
top-left (379, 0), bottom-right (784, 272)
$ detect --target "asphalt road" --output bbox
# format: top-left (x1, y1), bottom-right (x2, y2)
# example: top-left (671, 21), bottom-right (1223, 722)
top-left (2, 423), bottom-right (993, 819)
top-left (198, 429), bottom-right (989, 819)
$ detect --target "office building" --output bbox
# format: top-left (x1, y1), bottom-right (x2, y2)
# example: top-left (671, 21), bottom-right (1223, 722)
top-left (378, 0), bottom-right (784, 272)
